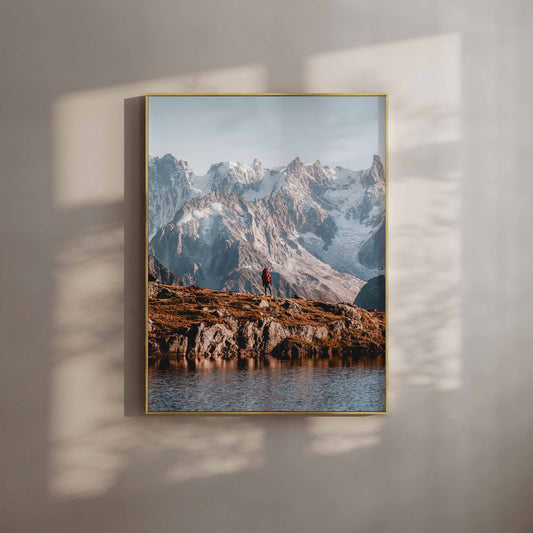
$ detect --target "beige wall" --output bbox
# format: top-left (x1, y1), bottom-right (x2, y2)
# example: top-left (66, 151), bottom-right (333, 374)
top-left (1, 1), bottom-right (532, 532)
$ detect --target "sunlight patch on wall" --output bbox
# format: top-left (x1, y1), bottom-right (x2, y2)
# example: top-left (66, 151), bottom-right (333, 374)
top-left (52, 64), bottom-right (266, 208)
top-left (163, 420), bottom-right (265, 484)
top-left (50, 223), bottom-right (126, 498)
top-left (305, 416), bottom-right (384, 456)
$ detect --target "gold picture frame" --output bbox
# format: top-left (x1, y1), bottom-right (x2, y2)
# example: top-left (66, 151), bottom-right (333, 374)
top-left (145, 93), bottom-right (388, 415)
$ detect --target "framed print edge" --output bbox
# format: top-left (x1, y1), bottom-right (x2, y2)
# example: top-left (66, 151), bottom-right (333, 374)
top-left (144, 93), bottom-right (388, 415)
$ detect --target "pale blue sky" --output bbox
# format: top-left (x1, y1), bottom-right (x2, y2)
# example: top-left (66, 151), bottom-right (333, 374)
top-left (148, 95), bottom-right (385, 175)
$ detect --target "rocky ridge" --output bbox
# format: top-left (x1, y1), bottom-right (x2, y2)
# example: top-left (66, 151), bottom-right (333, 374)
top-left (148, 282), bottom-right (385, 367)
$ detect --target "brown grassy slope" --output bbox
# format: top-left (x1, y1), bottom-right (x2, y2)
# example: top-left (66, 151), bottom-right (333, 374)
top-left (148, 282), bottom-right (385, 364)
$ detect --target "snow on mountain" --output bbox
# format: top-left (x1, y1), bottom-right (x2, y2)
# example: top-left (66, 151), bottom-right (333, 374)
top-left (207, 159), bottom-right (264, 194)
top-left (148, 154), bottom-right (200, 239)
top-left (148, 154), bottom-right (385, 301)
top-left (149, 156), bottom-right (284, 240)
top-left (149, 191), bottom-right (365, 303)
top-left (304, 155), bottom-right (386, 279)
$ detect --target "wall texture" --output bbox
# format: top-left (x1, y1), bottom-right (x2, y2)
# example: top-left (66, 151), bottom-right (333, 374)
top-left (1, 1), bottom-right (532, 532)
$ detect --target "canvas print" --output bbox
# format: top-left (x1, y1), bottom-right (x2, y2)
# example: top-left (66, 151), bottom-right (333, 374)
top-left (146, 94), bottom-right (386, 413)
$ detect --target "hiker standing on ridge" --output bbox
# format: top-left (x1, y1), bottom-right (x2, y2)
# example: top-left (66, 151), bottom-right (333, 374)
top-left (261, 267), bottom-right (273, 297)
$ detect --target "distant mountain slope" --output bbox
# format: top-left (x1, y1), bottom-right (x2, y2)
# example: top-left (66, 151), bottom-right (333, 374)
top-left (148, 254), bottom-right (183, 286)
top-left (357, 220), bottom-right (385, 271)
top-left (148, 154), bottom-right (385, 302)
top-left (354, 275), bottom-right (385, 312)
top-left (149, 190), bottom-right (364, 302)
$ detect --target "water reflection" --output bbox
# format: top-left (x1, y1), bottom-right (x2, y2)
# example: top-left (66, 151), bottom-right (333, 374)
top-left (148, 358), bottom-right (385, 412)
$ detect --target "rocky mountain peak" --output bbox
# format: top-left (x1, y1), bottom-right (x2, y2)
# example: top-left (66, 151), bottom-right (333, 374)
top-left (207, 161), bottom-right (227, 174)
top-left (286, 156), bottom-right (304, 173)
top-left (148, 154), bottom-right (199, 239)
top-left (207, 160), bottom-right (265, 194)
top-left (251, 158), bottom-right (265, 177)
top-left (152, 154), bottom-right (193, 178)
top-left (360, 155), bottom-right (385, 193)
top-left (306, 159), bottom-right (332, 185)
top-left (371, 155), bottom-right (385, 184)
top-left (175, 158), bottom-right (192, 172)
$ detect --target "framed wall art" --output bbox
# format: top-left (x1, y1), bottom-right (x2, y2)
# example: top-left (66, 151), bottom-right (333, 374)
top-left (145, 93), bottom-right (387, 414)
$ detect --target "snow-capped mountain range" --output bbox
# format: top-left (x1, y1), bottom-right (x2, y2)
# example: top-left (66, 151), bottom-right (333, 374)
top-left (148, 154), bottom-right (385, 303)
